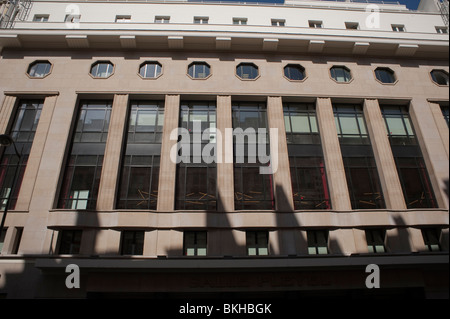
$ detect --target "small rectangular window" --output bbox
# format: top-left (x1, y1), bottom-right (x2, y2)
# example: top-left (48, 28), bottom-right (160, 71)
top-left (366, 229), bottom-right (386, 253)
top-left (194, 17), bottom-right (209, 24)
top-left (307, 230), bottom-right (329, 255)
top-left (233, 18), bottom-right (247, 25)
top-left (392, 24), bottom-right (405, 32)
top-left (58, 230), bottom-right (82, 255)
top-left (441, 105), bottom-right (449, 127)
top-left (309, 20), bottom-right (323, 28)
top-left (246, 231), bottom-right (269, 256)
top-left (184, 231), bottom-right (207, 256)
top-left (345, 22), bottom-right (359, 30)
top-left (33, 15), bottom-right (49, 22)
top-left (271, 19), bottom-right (285, 27)
top-left (155, 16), bottom-right (170, 24)
top-left (121, 231), bottom-right (144, 255)
top-left (116, 15), bottom-right (131, 23)
top-left (11, 227), bottom-right (23, 255)
top-left (422, 228), bottom-right (442, 252)
top-left (0, 229), bottom-right (6, 254)
top-left (436, 26), bottom-right (448, 34)
top-left (65, 14), bottom-right (81, 23)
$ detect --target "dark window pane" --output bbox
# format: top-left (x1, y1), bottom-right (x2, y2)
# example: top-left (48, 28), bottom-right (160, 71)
top-left (397, 158), bottom-right (436, 208)
top-left (290, 157), bottom-right (330, 210)
top-left (421, 228), bottom-right (442, 252)
top-left (58, 230), bottom-right (82, 254)
top-left (284, 65), bottom-right (306, 81)
top-left (366, 229), bottom-right (386, 253)
top-left (375, 69), bottom-right (396, 83)
top-left (184, 231), bottom-right (207, 256)
top-left (307, 230), bottom-right (329, 255)
top-left (343, 157), bottom-right (385, 209)
top-left (246, 231), bottom-right (269, 256)
top-left (431, 70), bottom-right (449, 86)
top-left (121, 231), bottom-right (144, 255)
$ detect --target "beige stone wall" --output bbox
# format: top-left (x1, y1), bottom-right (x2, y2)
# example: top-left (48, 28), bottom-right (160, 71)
top-left (0, 49), bottom-right (448, 259)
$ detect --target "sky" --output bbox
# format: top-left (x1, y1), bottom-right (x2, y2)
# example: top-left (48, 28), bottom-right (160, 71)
top-left (196, 0), bottom-right (423, 10)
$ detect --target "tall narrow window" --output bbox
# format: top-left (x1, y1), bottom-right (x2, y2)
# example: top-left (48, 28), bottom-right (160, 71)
top-left (11, 227), bottom-right (23, 254)
top-left (58, 230), bottom-right (82, 254)
top-left (421, 228), bottom-right (442, 252)
top-left (246, 231), bottom-right (269, 256)
top-left (284, 103), bottom-right (330, 210)
top-left (233, 102), bottom-right (274, 210)
top-left (334, 104), bottom-right (386, 209)
top-left (58, 101), bottom-right (112, 210)
top-left (184, 231), bottom-right (207, 256)
top-left (366, 229), bottom-right (386, 253)
top-left (175, 102), bottom-right (217, 210)
top-left (121, 231), bottom-right (144, 255)
top-left (117, 101), bottom-right (163, 210)
top-left (381, 105), bottom-right (437, 208)
top-left (307, 230), bottom-right (329, 255)
top-left (0, 100), bottom-right (44, 211)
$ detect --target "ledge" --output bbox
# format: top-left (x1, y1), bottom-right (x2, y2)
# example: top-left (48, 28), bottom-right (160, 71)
top-left (32, 253), bottom-right (449, 271)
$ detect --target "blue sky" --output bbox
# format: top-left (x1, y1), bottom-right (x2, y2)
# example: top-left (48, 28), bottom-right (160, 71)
top-left (196, 0), bottom-right (422, 10)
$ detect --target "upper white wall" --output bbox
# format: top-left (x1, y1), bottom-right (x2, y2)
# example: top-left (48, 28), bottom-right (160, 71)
top-left (23, 0), bottom-right (446, 33)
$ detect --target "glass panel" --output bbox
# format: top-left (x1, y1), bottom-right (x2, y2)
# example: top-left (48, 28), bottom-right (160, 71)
top-left (375, 245), bottom-right (386, 253)
top-left (290, 114), bottom-right (310, 133)
top-left (258, 248), bottom-right (268, 256)
top-left (136, 111), bottom-right (157, 131)
top-left (83, 109), bottom-right (107, 132)
top-left (386, 117), bottom-right (407, 135)
top-left (339, 116), bottom-right (360, 134)
top-left (310, 116), bottom-right (318, 133)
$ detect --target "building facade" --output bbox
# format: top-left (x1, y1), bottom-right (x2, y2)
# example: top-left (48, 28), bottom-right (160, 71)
top-left (0, 0), bottom-right (448, 299)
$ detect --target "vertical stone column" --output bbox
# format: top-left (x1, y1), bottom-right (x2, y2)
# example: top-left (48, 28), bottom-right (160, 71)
top-left (363, 98), bottom-right (406, 210)
top-left (428, 101), bottom-right (449, 158)
top-left (0, 95), bottom-right (17, 134)
top-left (96, 94), bottom-right (129, 211)
top-left (15, 95), bottom-right (59, 212)
top-left (410, 98), bottom-right (449, 209)
top-left (20, 91), bottom-right (78, 254)
top-left (266, 96), bottom-right (294, 212)
top-left (315, 97), bottom-right (352, 211)
top-left (216, 95), bottom-right (234, 212)
top-left (157, 95), bottom-right (180, 211)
